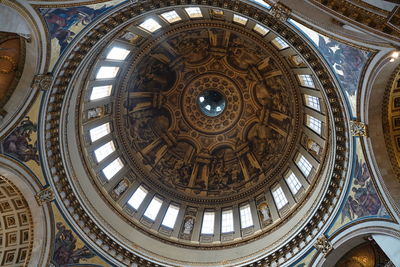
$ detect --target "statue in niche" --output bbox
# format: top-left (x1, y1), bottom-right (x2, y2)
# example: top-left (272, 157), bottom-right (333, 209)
top-left (111, 178), bottom-right (129, 199)
top-left (87, 107), bottom-right (104, 119)
top-left (308, 140), bottom-right (321, 155)
top-left (120, 31), bottom-right (140, 44)
top-left (183, 217), bottom-right (194, 234)
top-left (258, 202), bottom-right (272, 223)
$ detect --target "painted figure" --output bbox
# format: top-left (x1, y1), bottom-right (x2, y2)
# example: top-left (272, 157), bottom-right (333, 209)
top-left (42, 6), bottom-right (111, 52)
top-left (52, 222), bottom-right (95, 266)
top-left (318, 36), bottom-right (368, 97)
top-left (341, 157), bottom-right (387, 223)
top-left (2, 116), bottom-right (39, 163)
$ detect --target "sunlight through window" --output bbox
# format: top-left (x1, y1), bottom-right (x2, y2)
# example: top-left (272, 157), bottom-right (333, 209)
top-left (144, 196), bottom-right (163, 221)
top-left (96, 66), bottom-right (120, 79)
top-left (106, 47), bottom-right (130, 60)
top-left (102, 158), bottom-right (123, 180)
top-left (233, 14), bottom-right (248, 25)
top-left (94, 141), bottom-right (115, 163)
top-left (201, 211), bottom-right (215, 234)
top-left (296, 155), bottom-right (312, 177)
top-left (253, 24), bottom-right (269, 36)
top-left (286, 172), bottom-right (302, 194)
top-left (272, 186), bottom-right (288, 210)
top-left (128, 186), bottom-right (148, 210)
top-left (239, 204), bottom-right (253, 228)
top-left (89, 123), bottom-right (111, 142)
top-left (221, 209), bottom-right (234, 233)
top-left (162, 204), bottom-right (180, 228)
top-left (185, 7), bottom-right (203, 18)
top-left (161, 10), bottom-right (181, 23)
top-left (139, 18), bottom-right (162, 33)
top-left (90, 85), bottom-right (113, 100)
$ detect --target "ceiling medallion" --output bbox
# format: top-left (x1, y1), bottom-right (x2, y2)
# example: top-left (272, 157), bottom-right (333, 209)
top-left (121, 23), bottom-right (298, 199)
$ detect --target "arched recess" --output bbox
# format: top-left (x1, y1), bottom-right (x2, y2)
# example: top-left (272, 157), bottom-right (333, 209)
top-left (0, 155), bottom-right (53, 267)
top-left (362, 50), bottom-right (400, 216)
top-left (311, 221), bottom-right (400, 266)
top-left (0, 0), bottom-right (48, 138)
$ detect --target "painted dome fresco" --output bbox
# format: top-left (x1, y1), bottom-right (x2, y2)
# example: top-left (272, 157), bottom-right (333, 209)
top-left (40, 0), bottom-right (351, 266)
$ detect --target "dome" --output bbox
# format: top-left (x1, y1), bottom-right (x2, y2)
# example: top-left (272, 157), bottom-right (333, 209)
top-left (42, 1), bottom-right (348, 266)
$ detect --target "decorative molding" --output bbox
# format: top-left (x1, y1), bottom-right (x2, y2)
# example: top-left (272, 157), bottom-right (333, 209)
top-left (31, 74), bottom-right (52, 91)
top-left (350, 120), bottom-right (368, 136)
top-left (270, 2), bottom-right (291, 22)
top-left (314, 234), bottom-right (333, 256)
top-left (309, 0), bottom-right (400, 42)
top-left (35, 187), bottom-right (55, 206)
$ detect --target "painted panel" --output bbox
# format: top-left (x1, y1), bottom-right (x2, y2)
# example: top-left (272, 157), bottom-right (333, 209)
top-left (328, 138), bottom-right (390, 235)
top-left (39, 1), bottom-right (125, 70)
top-left (289, 19), bottom-right (371, 118)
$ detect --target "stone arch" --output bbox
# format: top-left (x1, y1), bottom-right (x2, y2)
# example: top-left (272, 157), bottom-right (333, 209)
top-left (361, 50), bottom-right (400, 216)
top-left (0, 0), bottom-right (48, 138)
top-left (311, 221), bottom-right (400, 266)
top-left (0, 155), bottom-right (53, 267)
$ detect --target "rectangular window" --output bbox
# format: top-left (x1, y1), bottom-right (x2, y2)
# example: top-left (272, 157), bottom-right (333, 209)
top-left (94, 141), bottom-right (115, 163)
top-left (185, 7), bottom-right (203, 18)
top-left (102, 158), bottom-right (124, 180)
top-left (305, 95), bottom-right (321, 111)
top-left (128, 186), bottom-right (148, 210)
top-left (285, 172), bottom-right (302, 194)
top-left (221, 209), bottom-right (234, 233)
top-left (296, 155), bottom-right (312, 177)
top-left (201, 211), bottom-right (215, 234)
top-left (298, 74), bottom-right (315, 88)
top-left (144, 196), bottom-right (163, 221)
top-left (233, 14), bottom-right (248, 25)
top-left (162, 204), bottom-right (180, 228)
top-left (161, 11), bottom-right (181, 23)
top-left (89, 122), bottom-right (111, 142)
top-left (271, 37), bottom-right (289, 50)
top-left (139, 18), bottom-right (162, 33)
top-left (90, 85), bottom-right (113, 100)
top-left (306, 115), bottom-right (322, 134)
top-left (106, 47), bottom-right (130, 60)
top-left (239, 204), bottom-right (254, 229)
top-left (253, 24), bottom-right (269, 36)
top-left (96, 66), bottom-right (120, 79)
top-left (250, 0), bottom-right (271, 8)
top-left (272, 186), bottom-right (288, 210)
